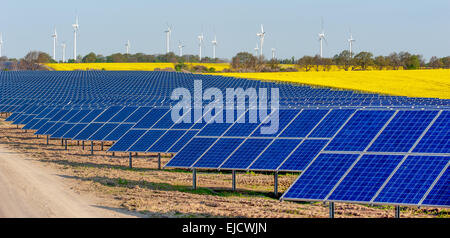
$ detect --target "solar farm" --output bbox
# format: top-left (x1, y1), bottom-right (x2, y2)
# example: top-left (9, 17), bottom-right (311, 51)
top-left (0, 70), bottom-right (449, 218)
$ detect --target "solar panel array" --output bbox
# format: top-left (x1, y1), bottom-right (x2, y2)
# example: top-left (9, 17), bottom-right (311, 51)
top-left (1, 71), bottom-right (448, 209)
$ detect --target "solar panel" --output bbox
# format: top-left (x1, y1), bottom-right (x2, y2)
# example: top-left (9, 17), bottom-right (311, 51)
top-left (325, 110), bottom-right (395, 151)
top-left (220, 138), bottom-right (272, 169)
top-left (108, 129), bottom-right (147, 152)
top-left (147, 130), bottom-right (188, 152)
top-left (133, 108), bottom-right (169, 129)
top-left (167, 130), bottom-right (199, 153)
top-left (109, 107), bottom-right (138, 123)
top-left (251, 109), bottom-right (300, 137)
top-left (413, 111), bottom-right (450, 154)
top-left (165, 137), bottom-right (217, 168)
top-left (280, 109), bottom-right (328, 137)
top-left (309, 109), bottom-right (355, 138)
top-left (94, 106), bottom-right (123, 122)
top-left (282, 153), bottom-right (359, 201)
top-left (62, 123), bottom-right (88, 139)
top-left (368, 110), bottom-right (438, 152)
top-left (73, 123), bottom-right (104, 140)
top-left (50, 124), bottom-right (76, 138)
top-left (421, 168), bottom-right (450, 207)
top-left (193, 138), bottom-right (245, 168)
top-left (249, 139), bottom-right (302, 171)
top-left (327, 154), bottom-right (404, 202)
top-left (89, 123), bottom-right (120, 141)
top-left (127, 130), bottom-right (165, 152)
top-left (278, 139), bottom-right (328, 171)
top-left (373, 155), bottom-right (449, 205)
top-left (103, 123), bottom-right (134, 141)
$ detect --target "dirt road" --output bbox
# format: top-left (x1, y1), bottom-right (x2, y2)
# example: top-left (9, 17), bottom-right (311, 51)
top-left (0, 144), bottom-right (137, 218)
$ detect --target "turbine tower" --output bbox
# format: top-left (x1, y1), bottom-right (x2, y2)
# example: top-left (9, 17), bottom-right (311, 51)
top-left (198, 33), bottom-right (204, 61)
top-left (0, 33), bottom-right (3, 57)
top-left (348, 30), bottom-right (355, 57)
top-left (72, 16), bottom-right (79, 61)
top-left (254, 43), bottom-right (259, 56)
top-left (125, 40), bottom-right (131, 54)
top-left (164, 25), bottom-right (172, 53)
top-left (211, 36), bottom-right (217, 59)
top-left (271, 48), bottom-right (276, 60)
top-left (51, 28), bottom-right (57, 60)
top-left (256, 24), bottom-right (265, 58)
top-left (61, 43), bottom-right (66, 62)
top-left (178, 41), bottom-right (185, 57)
top-left (318, 18), bottom-right (326, 58)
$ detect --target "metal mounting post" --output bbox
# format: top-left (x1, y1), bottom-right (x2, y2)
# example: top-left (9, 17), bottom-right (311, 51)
top-left (192, 169), bottom-right (197, 190)
top-left (232, 170), bottom-right (236, 191)
top-left (158, 153), bottom-right (161, 170)
top-left (101, 141), bottom-right (104, 151)
top-left (82, 141), bottom-right (85, 150)
top-left (395, 206), bottom-right (400, 218)
top-left (65, 139), bottom-right (68, 150)
top-left (329, 202), bottom-right (335, 218)
top-left (274, 172), bottom-right (278, 197)
top-left (46, 135), bottom-right (49, 145)
top-left (91, 141), bottom-right (94, 155)
top-left (129, 152), bottom-right (133, 168)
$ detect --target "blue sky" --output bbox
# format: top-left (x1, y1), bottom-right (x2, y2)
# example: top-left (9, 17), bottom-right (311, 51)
top-left (0, 0), bottom-right (449, 60)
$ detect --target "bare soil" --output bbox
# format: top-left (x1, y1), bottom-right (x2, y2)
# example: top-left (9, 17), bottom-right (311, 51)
top-left (0, 117), bottom-right (447, 218)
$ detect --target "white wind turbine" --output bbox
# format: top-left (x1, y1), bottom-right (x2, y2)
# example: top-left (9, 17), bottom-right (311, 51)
top-left (254, 43), bottom-right (259, 56)
top-left (318, 18), bottom-right (326, 58)
top-left (61, 42), bottom-right (66, 62)
top-left (348, 30), bottom-right (355, 57)
top-left (125, 40), bottom-right (131, 54)
top-left (271, 48), bottom-right (276, 60)
top-left (164, 24), bottom-right (172, 53)
top-left (0, 33), bottom-right (3, 57)
top-left (198, 33), bottom-right (204, 60)
top-left (72, 16), bottom-right (79, 61)
top-left (211, 36), bottom-right (218, 59)
top-left (51, 28), bottom-right (57, 60)
top-left (256, 24), bottom-right (265, 58)
top-left (178, 41), bottom-right (185, 57)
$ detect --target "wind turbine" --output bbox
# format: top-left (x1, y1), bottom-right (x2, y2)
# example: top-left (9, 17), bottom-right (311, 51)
top-left (125, 40), bottom-right (131, 54)
top-left (348, 30), bottom-right (355, 57)
top-left (211, 36), bottom-right (217, 59)
top-left (198, 33), bottom-right (204, 61)
top-left (72, 16), bottom-right (79, 61)
top-left (164, 24), bottom-right (172, 53)
top-left (318, 18), bottom-right (326, 58)
top-left (51, 28), bottom-right (57, 60)
top-left (271, 48), bottom-right (276, 60)
top-left (254, 43), bottom-right (259, 56)
top-left (0, 33), bottom-right (3, 57)
top-left (178, 41), bottom-right (185, 57)
top-left (61, 42), bottom-right (66, 62)
top-left (256, 24), bottom-right (265, 58)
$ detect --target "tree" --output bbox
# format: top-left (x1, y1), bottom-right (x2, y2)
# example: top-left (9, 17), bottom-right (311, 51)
top-left (429, 56), bottom-right (443, 69)
top-left (387, 53), bottom-right (401, 70)
top-left (333, 50), bottom-right (353, 71)
top-left (440, 57), bottom-right (450, 68)
top-left (82, 52), bottom-right (97, 63)
top-left (231, 52), bottom-right (257, 72)
top-left (297, 56), bottom-right (314, 72)
top-left (374, 56), bottom-right (387, 70)
top-left (321, 58), bottom-right (333, 71)
top-left (313, 55), bottom-right (321, 71)
top-left (353, 51), bottom-right (374, 70)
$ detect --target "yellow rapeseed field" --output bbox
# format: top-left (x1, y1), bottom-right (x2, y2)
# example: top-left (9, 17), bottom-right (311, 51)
top-left (46, 62), bottom-right (231, 71)
top-left (212, 70), bottom-right (450, 99)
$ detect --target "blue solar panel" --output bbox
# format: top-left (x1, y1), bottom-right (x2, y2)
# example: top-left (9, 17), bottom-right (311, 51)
top-left (165, 137), bottom-right (217, 168)
top-left (73, 123), bottom-right (104, 140)
top-left (108, 130), bottom-right (147, 152)
top-left (133, 108), bottom-right (169, 129)
top-left (374, 155), bottom-right (449, 205)
top-left (62, 123), bottom-right (88, 139)
top-left (147, 130), bottom-right (188, 152)
top-left (251, 109), bottom-right (300, 137)
top-left (109, 107), bottom-right (138, 122)
top-left (23, 118), bottom-right (40, 129)
top-left (167, 130), bottom-right (199, 153)
top-left (103, 123), bottom-right (134, 141)
top-left (35, 122), bottom-right (56, 135)
top-left (413, 111), bottom-right (450, 154)
top-left (152, 112), bottom-right (176, 129)
top-left (368, 111), bottom-right (438, 152)
top-left (220, 139), bottom-right (272, 169)
top-left (280, 109), bottom-right (328, 137)
top-left (282, 153), bottom-right (359, 200)
top-left (328, 154), bottom-right (404, 202)
top-left (197, 122), bottom-right (232, 136)
top-left (94, 106), bottom-right (122, 122)
top-left (80, 110), bottom-right (103, 123)
top-left (193, 138), bottom-right (245, 168)
top-left (50, 124), bottom-right (76, 138)
top-left (325, 110), bottom-right (395, 151)
top-left (422, 168), bottom-right (450, 207)
top-left (30, 119), bottom-right (48, 130)
top-left (128, 130), bottom-right (165, 152)
top-left (310, 109), bottom-right (354, 138)
top-left (278, 139), bottom-right (328, 171)
top-left (249, 139), bottom-right (302, 171)
top-left (124, 107), bottom-right (152, 123)
top-left (46, 122), bottom-right (65, 135)
top-left (68, 110), bottom-right (91, 123)
top-left (60, 110), bottom-right (80, 121)
top-left (89, 123), bottom-right (119, 141)
top-left (49, 110), bottom-right (70, 121)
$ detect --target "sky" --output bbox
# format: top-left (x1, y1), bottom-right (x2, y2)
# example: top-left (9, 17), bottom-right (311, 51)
top-left (0, 0), bottom-right (449, 61)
